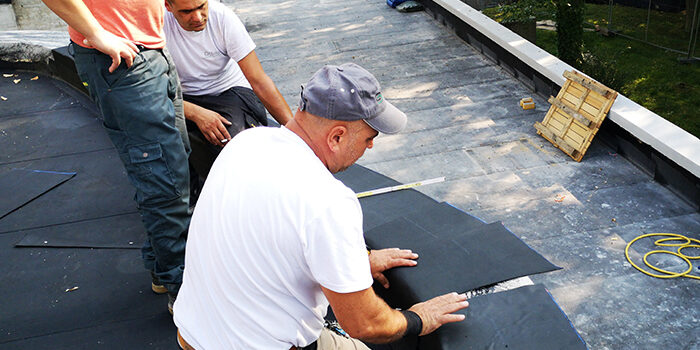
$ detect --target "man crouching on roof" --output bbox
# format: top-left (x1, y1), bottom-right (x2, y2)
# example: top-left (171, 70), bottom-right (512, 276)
top-left (173, 63), bottom-right (469, 350)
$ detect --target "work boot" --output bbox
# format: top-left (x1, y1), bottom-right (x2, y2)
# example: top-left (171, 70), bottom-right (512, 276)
top-left (168, 292), bottom-right (177, 315)
top-left (151, 271), bottom-right (168, 294)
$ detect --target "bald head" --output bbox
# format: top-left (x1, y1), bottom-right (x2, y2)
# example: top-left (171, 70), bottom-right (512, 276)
top-left (286, 63), bottom-right (407, 172)
top-left (286, 109), bottom-right (377, 174)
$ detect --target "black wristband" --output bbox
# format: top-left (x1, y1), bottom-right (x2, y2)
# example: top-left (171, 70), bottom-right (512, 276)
top-left (401, 310), bottom-right (423, 337)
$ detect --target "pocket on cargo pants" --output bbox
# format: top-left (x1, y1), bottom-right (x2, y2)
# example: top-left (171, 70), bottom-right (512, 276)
top-left (121, 142), bottom-right (181, 206)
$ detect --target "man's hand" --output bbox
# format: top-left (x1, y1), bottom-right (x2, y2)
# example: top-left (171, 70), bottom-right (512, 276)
top-left (184, 101), bottom-right (232, 147)
top-left (409, 292), bottom-right (469, 336)
top-left (40, 0), bottom-right (138, 73)
top-left (369, 248), bottom-right (418, 289)
top-left (84, 29), bottom-right (139, 73)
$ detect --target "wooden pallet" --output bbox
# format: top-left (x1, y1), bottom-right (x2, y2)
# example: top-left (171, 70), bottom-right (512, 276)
top-left (534, 70), bottom-right (618, 162)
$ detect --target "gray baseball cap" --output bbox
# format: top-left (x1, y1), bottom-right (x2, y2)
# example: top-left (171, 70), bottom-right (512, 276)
top-left (299, 63), bottom-right (407, 134)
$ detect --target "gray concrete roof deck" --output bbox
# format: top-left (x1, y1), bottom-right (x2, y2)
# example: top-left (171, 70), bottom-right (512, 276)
top-left (1, 0), bottom-right (699, 349)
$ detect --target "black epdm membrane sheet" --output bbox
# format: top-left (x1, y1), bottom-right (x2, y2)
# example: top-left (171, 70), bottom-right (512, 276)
top-left (335, 164), bottom-right (449, 231)
top-left (0, 149), bottom-right (139, 234)
top-left (15, 212), bottom-right (145, 249)
top-left (334, 165), bottom-right (582, 350)
top-left (369, 285), bottom-right (587, 350)
top-left (365, 216), bottom-right (560, 309)
top-left (0, 71), bottom-right (178, 349)
top-left (0, 169), bottom-right (75, 219)
top-left (420, 284), bottom-right (587, 350)
top-left (336, 165), bottom-right (559, 307)
top-left (0, 230), bottom-right (177, 349)
top-left (0, 73), bottom-right (581, 349)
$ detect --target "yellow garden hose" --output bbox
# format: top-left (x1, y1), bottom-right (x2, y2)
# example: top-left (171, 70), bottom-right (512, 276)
top-left (624, 233), bottom-right (700, 280)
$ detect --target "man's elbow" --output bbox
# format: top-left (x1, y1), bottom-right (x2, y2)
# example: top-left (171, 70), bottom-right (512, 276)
top-left (249, 75), bottom-right (274, 93)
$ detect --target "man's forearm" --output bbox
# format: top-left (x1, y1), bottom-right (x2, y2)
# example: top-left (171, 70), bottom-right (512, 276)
top-left (182, 100), bottom-right (200, 123)
top-left (250, 76), bottom-right (292, 125)
top-left (238, 51), bottom-right (293, 125)
top-left (354, 303), bottom-right (410, 343)
top-left (323, 287), bottom-right (469, 343)
top-left (322, 286), bottom-right (409, 344)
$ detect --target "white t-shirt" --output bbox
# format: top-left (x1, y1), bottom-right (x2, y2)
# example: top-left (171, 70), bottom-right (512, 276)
top-left (173, 127), bottom-right (373, 350)
top-left (164, 1), bottom-right (255, 95)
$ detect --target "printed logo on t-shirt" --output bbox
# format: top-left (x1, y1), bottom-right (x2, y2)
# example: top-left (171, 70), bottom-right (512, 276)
top-left (203, 51), bottom-right (220, 57)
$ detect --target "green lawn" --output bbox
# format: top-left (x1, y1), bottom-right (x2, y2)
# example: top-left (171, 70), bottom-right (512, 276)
top-left (537, 28), bottom-right (700, 138)
top-left (584, 3), bottom-right (695, 52)
top-left (487, 3), bottom-right (700, 139)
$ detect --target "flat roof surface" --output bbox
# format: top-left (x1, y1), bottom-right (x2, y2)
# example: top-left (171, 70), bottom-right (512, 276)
top-left (1, 0), bottom-right (699, 349)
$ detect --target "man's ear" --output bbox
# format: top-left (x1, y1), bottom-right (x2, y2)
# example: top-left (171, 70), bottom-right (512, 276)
top-left (326, 125), bottom-right (348, 153)
top-left (164, 0), bottom-right (172, 12)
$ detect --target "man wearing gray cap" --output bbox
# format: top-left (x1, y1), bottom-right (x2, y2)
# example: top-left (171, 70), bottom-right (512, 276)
top-left (173, 63), bottom-right (469, 349)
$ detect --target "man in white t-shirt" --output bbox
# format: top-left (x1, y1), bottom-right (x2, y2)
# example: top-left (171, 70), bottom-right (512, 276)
top-left (173, 63), bottom-right (469, 350)
top-left (164, 0), bottom-right (293, 198)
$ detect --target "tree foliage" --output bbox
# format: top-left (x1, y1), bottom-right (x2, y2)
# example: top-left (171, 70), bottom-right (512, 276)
top-left (555, 0), bottom-right (585, 65)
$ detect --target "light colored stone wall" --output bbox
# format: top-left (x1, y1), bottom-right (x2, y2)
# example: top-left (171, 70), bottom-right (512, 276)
top-left (0, 4), bottom-right (18, 30)
top-left (12, 0), bottom-right (66, 30)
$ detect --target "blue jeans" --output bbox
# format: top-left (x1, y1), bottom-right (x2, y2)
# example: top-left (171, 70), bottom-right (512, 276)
top-left (71, 43), bottom-right (190, 294)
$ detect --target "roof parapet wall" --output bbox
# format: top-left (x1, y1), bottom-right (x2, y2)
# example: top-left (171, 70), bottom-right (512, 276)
top-left (422, 0), bottom-right (699, 207)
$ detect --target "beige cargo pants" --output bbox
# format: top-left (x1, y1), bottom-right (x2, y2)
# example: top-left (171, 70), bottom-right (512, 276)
top-left (316, 327), bottom-right (371, 350)
top-left (177, 327), bottom-right (372, 349)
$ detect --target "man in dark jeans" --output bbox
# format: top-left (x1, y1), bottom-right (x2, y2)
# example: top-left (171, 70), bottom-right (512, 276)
top-left (164, 0), bottom-right (293, 201)
top-left (41, 0), bottom-right (190, 314)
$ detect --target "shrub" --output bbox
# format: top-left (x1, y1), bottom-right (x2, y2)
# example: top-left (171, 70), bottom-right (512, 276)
top-left (556, 0), bottom-right (585, 65)
top-left (484, 0), bottom-right (555, 24)
top-left (575, 49), bottom-right (625, 92)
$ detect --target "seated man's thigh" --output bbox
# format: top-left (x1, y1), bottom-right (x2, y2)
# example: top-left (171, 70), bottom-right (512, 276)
top-left (185, 86), bottom-right (266, 138)
top-left (317, 328), bottom-right (371, 350)
top-left (184, 87), bottom-right (265, 178)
